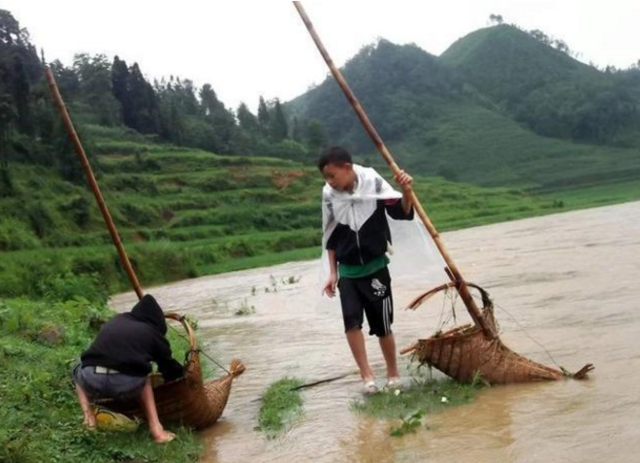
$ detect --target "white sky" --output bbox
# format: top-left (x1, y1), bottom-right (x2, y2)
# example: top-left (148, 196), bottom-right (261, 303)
top-left (3, 1), bottom-right (639, 112)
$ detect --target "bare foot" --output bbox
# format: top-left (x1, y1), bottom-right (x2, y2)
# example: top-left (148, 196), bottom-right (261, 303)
top-left (152, 430), bottom-right (176, 443)
top-left (83, 413), bottom-right (97, 429)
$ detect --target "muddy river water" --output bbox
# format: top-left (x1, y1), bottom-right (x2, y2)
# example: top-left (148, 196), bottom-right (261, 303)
top-left (111, 201), bottom-right (640, 463)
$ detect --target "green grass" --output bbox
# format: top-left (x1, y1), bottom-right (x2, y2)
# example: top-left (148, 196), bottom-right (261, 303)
top-left (388, 100), bottom-right (640, 189)
top-left (257, 377), bottom-right (304, 439)
top-left (352, 372), bottom-right (486, 437)
top-left (0, 296), bottom-right (203, 463)
top-left (3, 126), bottom-right (640, 301)
top-left (352, 378), bottom-right (484, 419)
top-left (2, 138), bottom-right (578, 298)
top-left (537, 178), bottom-right (640, 207)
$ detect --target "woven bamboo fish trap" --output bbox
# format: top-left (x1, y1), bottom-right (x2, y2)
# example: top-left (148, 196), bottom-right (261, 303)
top-left (400, 282), bottom-right (594, 384)
top-left (97, 313), bottom-right (245, 429)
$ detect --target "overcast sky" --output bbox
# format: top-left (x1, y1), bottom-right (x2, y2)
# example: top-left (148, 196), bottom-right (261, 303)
top-left (3, 1), bottom-right (639, 111)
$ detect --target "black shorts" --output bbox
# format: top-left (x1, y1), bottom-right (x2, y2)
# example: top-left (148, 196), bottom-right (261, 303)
top-left (338, 266), bottom-right (393, 337)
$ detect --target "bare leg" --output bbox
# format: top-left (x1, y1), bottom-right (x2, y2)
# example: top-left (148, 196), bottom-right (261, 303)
top-left (140, 377), bottom-right (175, 443)
top-left (346, 328), bottom-right (375, 381)
top-left (379, 333), bottom-right (400, 380)
top-left (75, 384), bottom-right (97, 428)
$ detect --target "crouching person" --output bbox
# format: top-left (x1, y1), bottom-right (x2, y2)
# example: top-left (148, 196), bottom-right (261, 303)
top-left (72, 294), bottom-right (184, 443)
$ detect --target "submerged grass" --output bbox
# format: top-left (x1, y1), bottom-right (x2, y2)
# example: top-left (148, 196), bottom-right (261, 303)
top-left (257, 377), bottom-right (304, 439)
top-left (352, 377), bottom-right (484, 419)
top-left (352, 370), bottom-right (487, 437)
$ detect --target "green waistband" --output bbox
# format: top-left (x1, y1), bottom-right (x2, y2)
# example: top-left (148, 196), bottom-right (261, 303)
top-left (339, 255), bottom-right (389, 279)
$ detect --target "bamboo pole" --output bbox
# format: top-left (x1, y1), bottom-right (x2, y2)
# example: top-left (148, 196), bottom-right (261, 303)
top-left (293, 2), bottom-right (496, 339)
top-left (45, 68), bottom-right (144, 301)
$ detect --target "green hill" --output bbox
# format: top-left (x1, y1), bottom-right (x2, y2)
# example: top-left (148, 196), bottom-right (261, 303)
top-left (441, 25), bottom-right (640, 146)
top-left (440, 24), bottom-right (599, 103)
top-left (288, 40), bottom-right (462, 149)
top-left (287, 28), bottom-right (640, 189)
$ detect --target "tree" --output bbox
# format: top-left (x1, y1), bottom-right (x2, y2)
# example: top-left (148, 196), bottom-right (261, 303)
top-left (198, 83), bottom-right (239, 153)
top-left (305, 119), bottom-right (326, 154)
top-left (127, 62), bottom-right (160, 133)
top-left (269, 98), bottom-right (288, 142)
top-left (73, 53), bottom-right (120, 125)
top-left (528, 29), bottom-right (551, 46)
top-left (553, 39), bottom-right (570, 55)
top-left (10, 55), bottom-right (30, 133)
top-left (257, 96), bottom-right (270, 135)
top-left (0, 9), bottom-right (26, 46)
top-left (291, 116), bottom-right (302, 142)
top-left (49, 59), bottom-right (79, 99)
top-left (199, 83), bottom-right (220, 116)
top-left (172, 78), bottom-right (199, 116)
top-left (0, 91), bottom-right (15, 196)
top-left (236, 102), bottom-right (259, 133)
top-left (489, 14), bottom-right (504, 25)
top-left (111, 55), bottom-right (130, 122)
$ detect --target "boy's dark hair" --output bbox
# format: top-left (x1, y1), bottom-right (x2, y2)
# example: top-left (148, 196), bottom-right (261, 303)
top-left (318, 146), bottom-right (352, 171)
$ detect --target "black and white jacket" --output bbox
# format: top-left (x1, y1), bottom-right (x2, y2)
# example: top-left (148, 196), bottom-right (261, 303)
top-left (322, 165), bottom-right (414, 266)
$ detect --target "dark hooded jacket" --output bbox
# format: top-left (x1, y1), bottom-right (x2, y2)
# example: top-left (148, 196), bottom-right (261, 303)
top-left (80, 295), bottom-right (184, 381)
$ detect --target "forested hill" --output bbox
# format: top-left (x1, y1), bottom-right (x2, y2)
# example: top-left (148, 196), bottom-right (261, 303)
top-left (287, 24), bottom-right (640, 189)
top-left (3, 7), bottom-right (639, 192)
top-left (440, 24), bottom-right (640, 145)
top-left (0, 8), bottom-right (317, 188)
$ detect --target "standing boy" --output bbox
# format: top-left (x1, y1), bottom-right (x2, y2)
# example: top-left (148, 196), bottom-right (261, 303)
top-left (320, 146), bottom-right (413, 394)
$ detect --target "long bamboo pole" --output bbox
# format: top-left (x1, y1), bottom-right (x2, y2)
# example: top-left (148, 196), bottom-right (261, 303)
top-left (45, 68), bottom-right (144, 301)
top-left (293, 2), bottom-right (496, 339)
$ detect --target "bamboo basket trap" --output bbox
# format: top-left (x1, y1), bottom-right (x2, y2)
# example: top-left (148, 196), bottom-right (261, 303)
top-left (96, 313), bottom-right (245, 429)
top-left (400, 282), bottom-right (594, 384)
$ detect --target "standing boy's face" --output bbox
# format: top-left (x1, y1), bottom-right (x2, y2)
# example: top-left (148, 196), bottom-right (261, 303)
top-left (322, 163), bottom-right (355, 192)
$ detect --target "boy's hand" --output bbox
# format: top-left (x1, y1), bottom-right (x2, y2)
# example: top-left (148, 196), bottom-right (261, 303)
top-left (394, 170), bottom-right (413, 192)
top-left (322, 274), bottom-right (338, 298)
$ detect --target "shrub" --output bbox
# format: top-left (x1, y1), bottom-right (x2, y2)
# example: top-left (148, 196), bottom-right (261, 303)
top-left (0, 218), bottom-right (41, 251)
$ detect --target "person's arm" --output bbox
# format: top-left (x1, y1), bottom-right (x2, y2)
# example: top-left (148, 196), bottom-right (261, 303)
top-left (394, 169), bottom-right (414, 215)
top-left (385, 169), bottom-right (415, 220)
top-left (155, 336), bottom-right (185, 382)
top-left (322, 249), bottom-right (338, 298)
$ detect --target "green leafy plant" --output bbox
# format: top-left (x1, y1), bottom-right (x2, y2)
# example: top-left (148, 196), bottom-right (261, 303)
top-left (390, 409), bottom-right (426, 437)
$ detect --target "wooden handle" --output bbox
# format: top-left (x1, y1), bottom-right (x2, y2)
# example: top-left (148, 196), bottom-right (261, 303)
top-left (400, 344), bottom-right (418, 355)
top-left (45, 68), bottom-right (143, 301)
top-left (293, 2), bottom-right (495, 339)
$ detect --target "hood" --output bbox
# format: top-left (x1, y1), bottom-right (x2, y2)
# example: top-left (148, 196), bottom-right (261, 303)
top-left (130, 294), bottom-right (167, 334)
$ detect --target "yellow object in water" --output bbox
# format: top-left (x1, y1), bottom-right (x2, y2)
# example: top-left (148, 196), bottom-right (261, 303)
top-left (93, 406), bottom-right (139, 432)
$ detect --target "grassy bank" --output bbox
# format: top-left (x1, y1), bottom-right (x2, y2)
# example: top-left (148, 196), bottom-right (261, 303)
top-left (4, 122), bottom-right (640, 300)
top-left (2, 139), bottom-right (592, 298)
top-left (0, 291), bottom-right (204, 463)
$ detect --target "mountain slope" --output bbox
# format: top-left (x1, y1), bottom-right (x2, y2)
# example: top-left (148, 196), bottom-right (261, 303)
top-left (440, 25), bottom-right (640, 145)
top-left (288, 30), bottom-right (640, 188)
